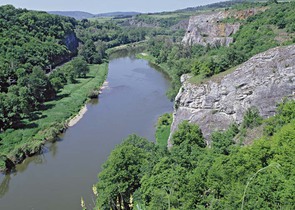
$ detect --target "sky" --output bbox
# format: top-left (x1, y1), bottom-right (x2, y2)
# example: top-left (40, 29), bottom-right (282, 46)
top-left (0, 0), bottom-right (224, 14)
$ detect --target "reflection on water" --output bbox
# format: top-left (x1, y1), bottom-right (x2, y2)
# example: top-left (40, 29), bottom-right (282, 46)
top-left (0, 136), bottom-right (61, 196)
top-left (0, 175), bottom-right (10, 198)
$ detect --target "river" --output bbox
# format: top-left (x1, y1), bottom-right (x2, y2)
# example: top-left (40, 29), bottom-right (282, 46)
top-left (0, 56), bottom-right (173, 209)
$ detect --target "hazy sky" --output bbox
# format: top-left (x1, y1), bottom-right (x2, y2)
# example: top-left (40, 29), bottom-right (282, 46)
top-left (0, 0), bottom-right (224, 14)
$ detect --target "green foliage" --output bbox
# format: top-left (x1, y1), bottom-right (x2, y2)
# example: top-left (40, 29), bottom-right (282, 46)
top-left (172, 120), bottom-right (206, 148)
top-left (0, 5), bottom-right (77, 70)
top-left (264, 99), bottom-right (295, 136)
top-left (97, 100), bottom-right (295, 209)
top-left (71, 56), bottom-right (90, 78)
top-left (0, 64), bottom-right (108, 169)
top-left (0, 5), bottom-right (78, 131)
top-left (242, 107), bottom-right (263, 129)
top-left (212, 123), bottom-right (239, 155)
top-left (155, 113), bottom-right (172, 148)
top-left (143, 1), bottom-right (295, 98)
top-left (96, 135), bottom-right (155, 210)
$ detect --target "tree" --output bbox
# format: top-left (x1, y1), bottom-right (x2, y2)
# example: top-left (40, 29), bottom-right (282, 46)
top-left (242, 107), bottom-right (263, 129)
top-left (96, 135), bottom-right (153, 210)
top-left (71, 57), bottom-right (89, 78)
top-left (18, 66), bottom-right (55, 104)
top-left (172, 120), bottom-right (206, 148)
top-left (211, 123), bottom-right (239, 155)
top-left (79, 40), bottom-right (97, 64)
top-left (268, 0), bottom-right (278, 4)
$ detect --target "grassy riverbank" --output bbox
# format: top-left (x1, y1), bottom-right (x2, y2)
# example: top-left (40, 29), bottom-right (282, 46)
top-left (0, 63), bottom-right (108, 170)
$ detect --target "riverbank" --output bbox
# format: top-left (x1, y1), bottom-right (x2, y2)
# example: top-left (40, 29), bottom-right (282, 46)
top-left (136, 52), bottom-right (179, 100)
top-left (0, 63), bottom-right (108, 172)
top-left (106, 41), bottom-right (147, 56)
top-left (136, 52), bottom-right (173, 80)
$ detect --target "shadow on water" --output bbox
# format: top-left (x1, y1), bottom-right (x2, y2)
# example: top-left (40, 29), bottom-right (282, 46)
top-left (148, 62), bottom-right (172, 81)
top-left (0, 140), bottom-right (59, 198)
top-left (0, 175), bottom-right (10, 198)
top-left (89, 98), bottom-right (100, 105)
top-left (109, 46), bottom-right (146, 60)
top-left (0, 156), bottom-right (45, 198)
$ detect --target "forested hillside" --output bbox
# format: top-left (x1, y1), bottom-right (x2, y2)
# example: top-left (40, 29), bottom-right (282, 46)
top-left (0, 5), bottom-right (79, 130)
top-left (0, 5), bottom-right (109, 170)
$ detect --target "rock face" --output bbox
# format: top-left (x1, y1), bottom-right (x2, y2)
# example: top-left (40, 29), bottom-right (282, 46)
top-left (182, 9), bottom-right (264, 47)
top-left (63, 32), bottom-right (79, 53)
top-left (169, 45), bottom-right (295, 146)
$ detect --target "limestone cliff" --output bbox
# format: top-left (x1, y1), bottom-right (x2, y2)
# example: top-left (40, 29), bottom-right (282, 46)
top-left (63, 32), bottom-right (79, 53)
top-left (182, 8), bottom-right (265, 47)
top-left (49, 32), bottom-right (79, 69)
top-left (169, 44), bottom-right (295, 146)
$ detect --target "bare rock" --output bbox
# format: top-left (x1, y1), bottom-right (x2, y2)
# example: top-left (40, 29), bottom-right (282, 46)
top-left (182, 8), bottom-right (265, 47)
top-left (168, 44), bottom-right (295, 147)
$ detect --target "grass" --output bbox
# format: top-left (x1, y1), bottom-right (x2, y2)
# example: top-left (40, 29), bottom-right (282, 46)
top-left (155, 113), bottom-right (173, 148)
top-left (0, 63), bottom-right (108, 170)
top-left (189, 65), bottom-right (239, 85)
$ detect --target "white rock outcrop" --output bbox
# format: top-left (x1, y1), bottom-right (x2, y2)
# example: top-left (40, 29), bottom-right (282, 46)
top-left (169, 44), bottom-right (295, 146)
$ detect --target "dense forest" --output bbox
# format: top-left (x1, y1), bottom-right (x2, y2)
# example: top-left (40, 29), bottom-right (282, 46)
top-left (0, 5), bottom-right (79, 130)
top-left (0, 5), bottom-right (111, 169)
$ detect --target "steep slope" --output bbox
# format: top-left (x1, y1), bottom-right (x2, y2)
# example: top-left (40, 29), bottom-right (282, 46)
top-left (182, 8), bottom-right (265, 47)
top-left (169, 44), bottom-right (295, 145)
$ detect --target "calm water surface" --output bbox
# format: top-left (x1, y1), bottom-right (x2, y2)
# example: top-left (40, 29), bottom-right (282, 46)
top-left (0, 56), bottom-right (173, 210)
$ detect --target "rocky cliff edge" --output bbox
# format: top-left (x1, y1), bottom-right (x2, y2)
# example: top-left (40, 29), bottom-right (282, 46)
top-left (182, 8), bottom-right (266, 47)
top-left (168, 44), bottom-right (295, 146)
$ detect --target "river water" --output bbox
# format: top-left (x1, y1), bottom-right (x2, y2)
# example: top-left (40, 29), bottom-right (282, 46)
top-left (0, 56), bottom-right (173, 210)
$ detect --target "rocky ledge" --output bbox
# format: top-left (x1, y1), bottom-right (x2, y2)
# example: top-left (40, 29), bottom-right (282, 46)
top-left (169, 44), bottom-right (295, 146)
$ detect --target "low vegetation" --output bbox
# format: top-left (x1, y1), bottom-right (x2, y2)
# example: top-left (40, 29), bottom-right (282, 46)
top-left (155, 113), bottom-right (173, 149)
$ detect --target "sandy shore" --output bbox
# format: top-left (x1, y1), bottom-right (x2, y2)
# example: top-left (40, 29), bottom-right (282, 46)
top-left (67, 81), bottom-right (109, 127)
top-left (99, 81), bottom-right (109, 93)
top-left (68, 105), bottom-right (88, 127)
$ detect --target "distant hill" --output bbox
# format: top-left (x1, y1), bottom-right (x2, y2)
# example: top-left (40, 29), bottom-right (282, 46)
top-left (47, 11), bottom-right (94, 20)
top-left (94, 11), bottom-right (141, 18)
top-left (48, 11), bottom-right (140, 20)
